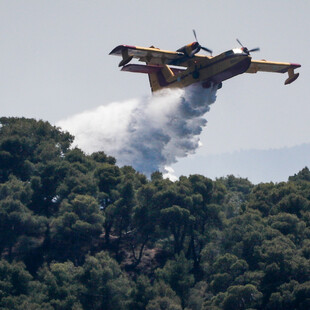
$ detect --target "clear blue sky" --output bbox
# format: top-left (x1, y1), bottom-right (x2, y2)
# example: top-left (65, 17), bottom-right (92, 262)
top-left (1, 0), bottom-right (309, 183)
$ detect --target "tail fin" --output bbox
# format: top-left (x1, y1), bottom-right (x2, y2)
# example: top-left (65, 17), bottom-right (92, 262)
top-left (122, 64), bottom-right (181, 92)
top-left (148, 65), bottom-right (176, 92)
top-left (148, 72), bottom-right (162, 92)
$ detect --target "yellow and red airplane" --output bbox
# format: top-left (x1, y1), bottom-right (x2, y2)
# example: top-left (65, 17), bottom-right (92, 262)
top-left (110, 31), bottom-right (301, 92)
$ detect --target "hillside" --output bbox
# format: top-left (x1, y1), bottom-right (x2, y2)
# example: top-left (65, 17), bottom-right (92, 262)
top-left (0, 117), bottom-right (310, 309)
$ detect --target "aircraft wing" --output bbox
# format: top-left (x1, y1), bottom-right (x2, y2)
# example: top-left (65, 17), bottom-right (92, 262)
top-left (247, 60), bottom-right (301, 84)
top-left (109, 45), bottom-right (185, 66)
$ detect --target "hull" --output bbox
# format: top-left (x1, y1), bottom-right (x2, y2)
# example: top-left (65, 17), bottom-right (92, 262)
top-left (209, 56), bottom-right (251, 84)
top-left (122, 54), bottom-right (252, 91)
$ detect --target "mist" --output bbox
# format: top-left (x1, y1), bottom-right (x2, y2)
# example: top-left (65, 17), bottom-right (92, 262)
top-left (57, 84), bottom-right (218, 177)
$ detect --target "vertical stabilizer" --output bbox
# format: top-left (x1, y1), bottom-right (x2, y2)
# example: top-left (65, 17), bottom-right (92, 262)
top-left (148, 65), bottom-right (175, 92)
top-left (121, 63), bottom-right (177, 92)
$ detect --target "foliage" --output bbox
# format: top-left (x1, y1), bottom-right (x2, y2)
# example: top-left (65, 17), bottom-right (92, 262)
top-left (0, 117), bottom-right (310, 309)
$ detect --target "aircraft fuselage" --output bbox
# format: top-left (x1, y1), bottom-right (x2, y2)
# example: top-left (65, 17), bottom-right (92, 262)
top-left (121, 48), bottom-right (253, 91)
top-left (168, 48), bottom-right (252, 89)
top-left (114, 43), bottom-right (300, 92)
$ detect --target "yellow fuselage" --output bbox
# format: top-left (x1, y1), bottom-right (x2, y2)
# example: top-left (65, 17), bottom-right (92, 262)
top-left (157, 50), bottom-right (252, 91)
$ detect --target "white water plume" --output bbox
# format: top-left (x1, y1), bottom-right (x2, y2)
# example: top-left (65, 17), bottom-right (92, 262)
top-left (57, 84), bottom-right (218, 177)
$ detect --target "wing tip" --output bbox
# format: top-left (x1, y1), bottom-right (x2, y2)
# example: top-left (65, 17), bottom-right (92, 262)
top-left (291, 63), bottom-right (301, 69)
top-left (109, 45), bottom-right (137, 55)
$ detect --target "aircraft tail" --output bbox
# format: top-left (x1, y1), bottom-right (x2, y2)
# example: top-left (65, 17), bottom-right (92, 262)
top-left (122, 64), bottom-right (184, 92)
top-left (148, 72), bottom-right (163, 92)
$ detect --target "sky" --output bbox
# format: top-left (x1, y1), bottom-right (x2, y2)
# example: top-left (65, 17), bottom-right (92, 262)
top-left (1, 0), bottom-right (309, 183)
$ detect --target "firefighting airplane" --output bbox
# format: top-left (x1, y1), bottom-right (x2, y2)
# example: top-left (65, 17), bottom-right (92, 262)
top-left (109, 31), bottom-right (301, 92)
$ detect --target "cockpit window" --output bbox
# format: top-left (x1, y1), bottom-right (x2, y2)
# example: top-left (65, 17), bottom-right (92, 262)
top-left (225, 50), bottom-right (235, 57)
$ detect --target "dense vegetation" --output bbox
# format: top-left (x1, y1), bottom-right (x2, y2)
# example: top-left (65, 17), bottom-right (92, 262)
top-left (0, 117), bottom-right (310, 309)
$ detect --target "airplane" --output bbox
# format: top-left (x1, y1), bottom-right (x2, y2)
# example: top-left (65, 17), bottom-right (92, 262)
top-left (109, 31), bottom-right (301, 92)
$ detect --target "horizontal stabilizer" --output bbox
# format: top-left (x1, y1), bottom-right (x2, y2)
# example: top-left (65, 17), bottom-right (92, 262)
top-left (121, 64), bottom-right (186, 75)
top-left (121, 64), bottom-right (162, 74)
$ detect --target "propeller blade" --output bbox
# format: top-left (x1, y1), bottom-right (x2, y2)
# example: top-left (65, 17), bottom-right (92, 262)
top-left (236, 38), bottom-right (244, 47)
top-left (193, 29), bottom-right (198, 42)
top-left (201, 46), bottom-right (213, 54)
top-left (190, 47), bottom-right (200, 57)
top-left (249, 47), bottom-right (260, 53)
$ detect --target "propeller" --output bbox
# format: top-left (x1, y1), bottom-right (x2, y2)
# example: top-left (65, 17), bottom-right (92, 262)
top-left (191, 29), bottom-right (213, 56)
top-left (236, 38), bottom-right (260, 54)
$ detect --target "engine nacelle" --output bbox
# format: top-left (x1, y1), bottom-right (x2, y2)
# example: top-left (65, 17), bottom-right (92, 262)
top-left (177, 42), bottom-right (200, 57)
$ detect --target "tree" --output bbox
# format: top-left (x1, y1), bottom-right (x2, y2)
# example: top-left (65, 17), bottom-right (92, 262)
top-left (94, 163), bottom-right (121, 194)
top-left (160, 205), bottom-right (193, 254)
top-left (1, 117), bottom-right (310, 310)
top-left (274, 193), bottom-right (309, 217)
top-left (129, 183), bottom-right (159, 266)
top-left (0, 260), bottom-right (34, 309)
top-left (222, 284), bottom-right (263, 310)
top-left (147, 280), bottom-right (182, 310)
top-left (209, 254), bottom-right (248, 294)
top-left (0, 196), bottom-right (47, 262)
top-left (156, 252), bottom-right (194, 308)
top-left (112, 181), bottom-right (136, 257)
top-left (129, 275), bottom-right (153, 310)
top-left (36, 262), bottom-right (84, 310)
top-left (80, 251), bottom-right (132, 310)
top-left (188, 175), bottom-right (213, 204)
top-left (289, 167), bottom-right (310, 182)
top-left (146, 297), bottom-right (182, 310)
top-left (50, 195), bottom-right (104, 263)
top-left (269, 212), bottom-right (304, 238)
top-left (0, 117), bottom-right (73, 182)
top-left (186, 281), bottom-right (210, 310)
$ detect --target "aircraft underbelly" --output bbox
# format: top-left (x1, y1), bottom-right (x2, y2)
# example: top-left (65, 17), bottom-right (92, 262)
top-left (210, 57), bottom-right (251, 84)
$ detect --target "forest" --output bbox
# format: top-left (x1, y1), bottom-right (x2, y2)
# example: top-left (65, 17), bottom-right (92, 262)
top-left (0, 117), bottom-right (310, 310)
